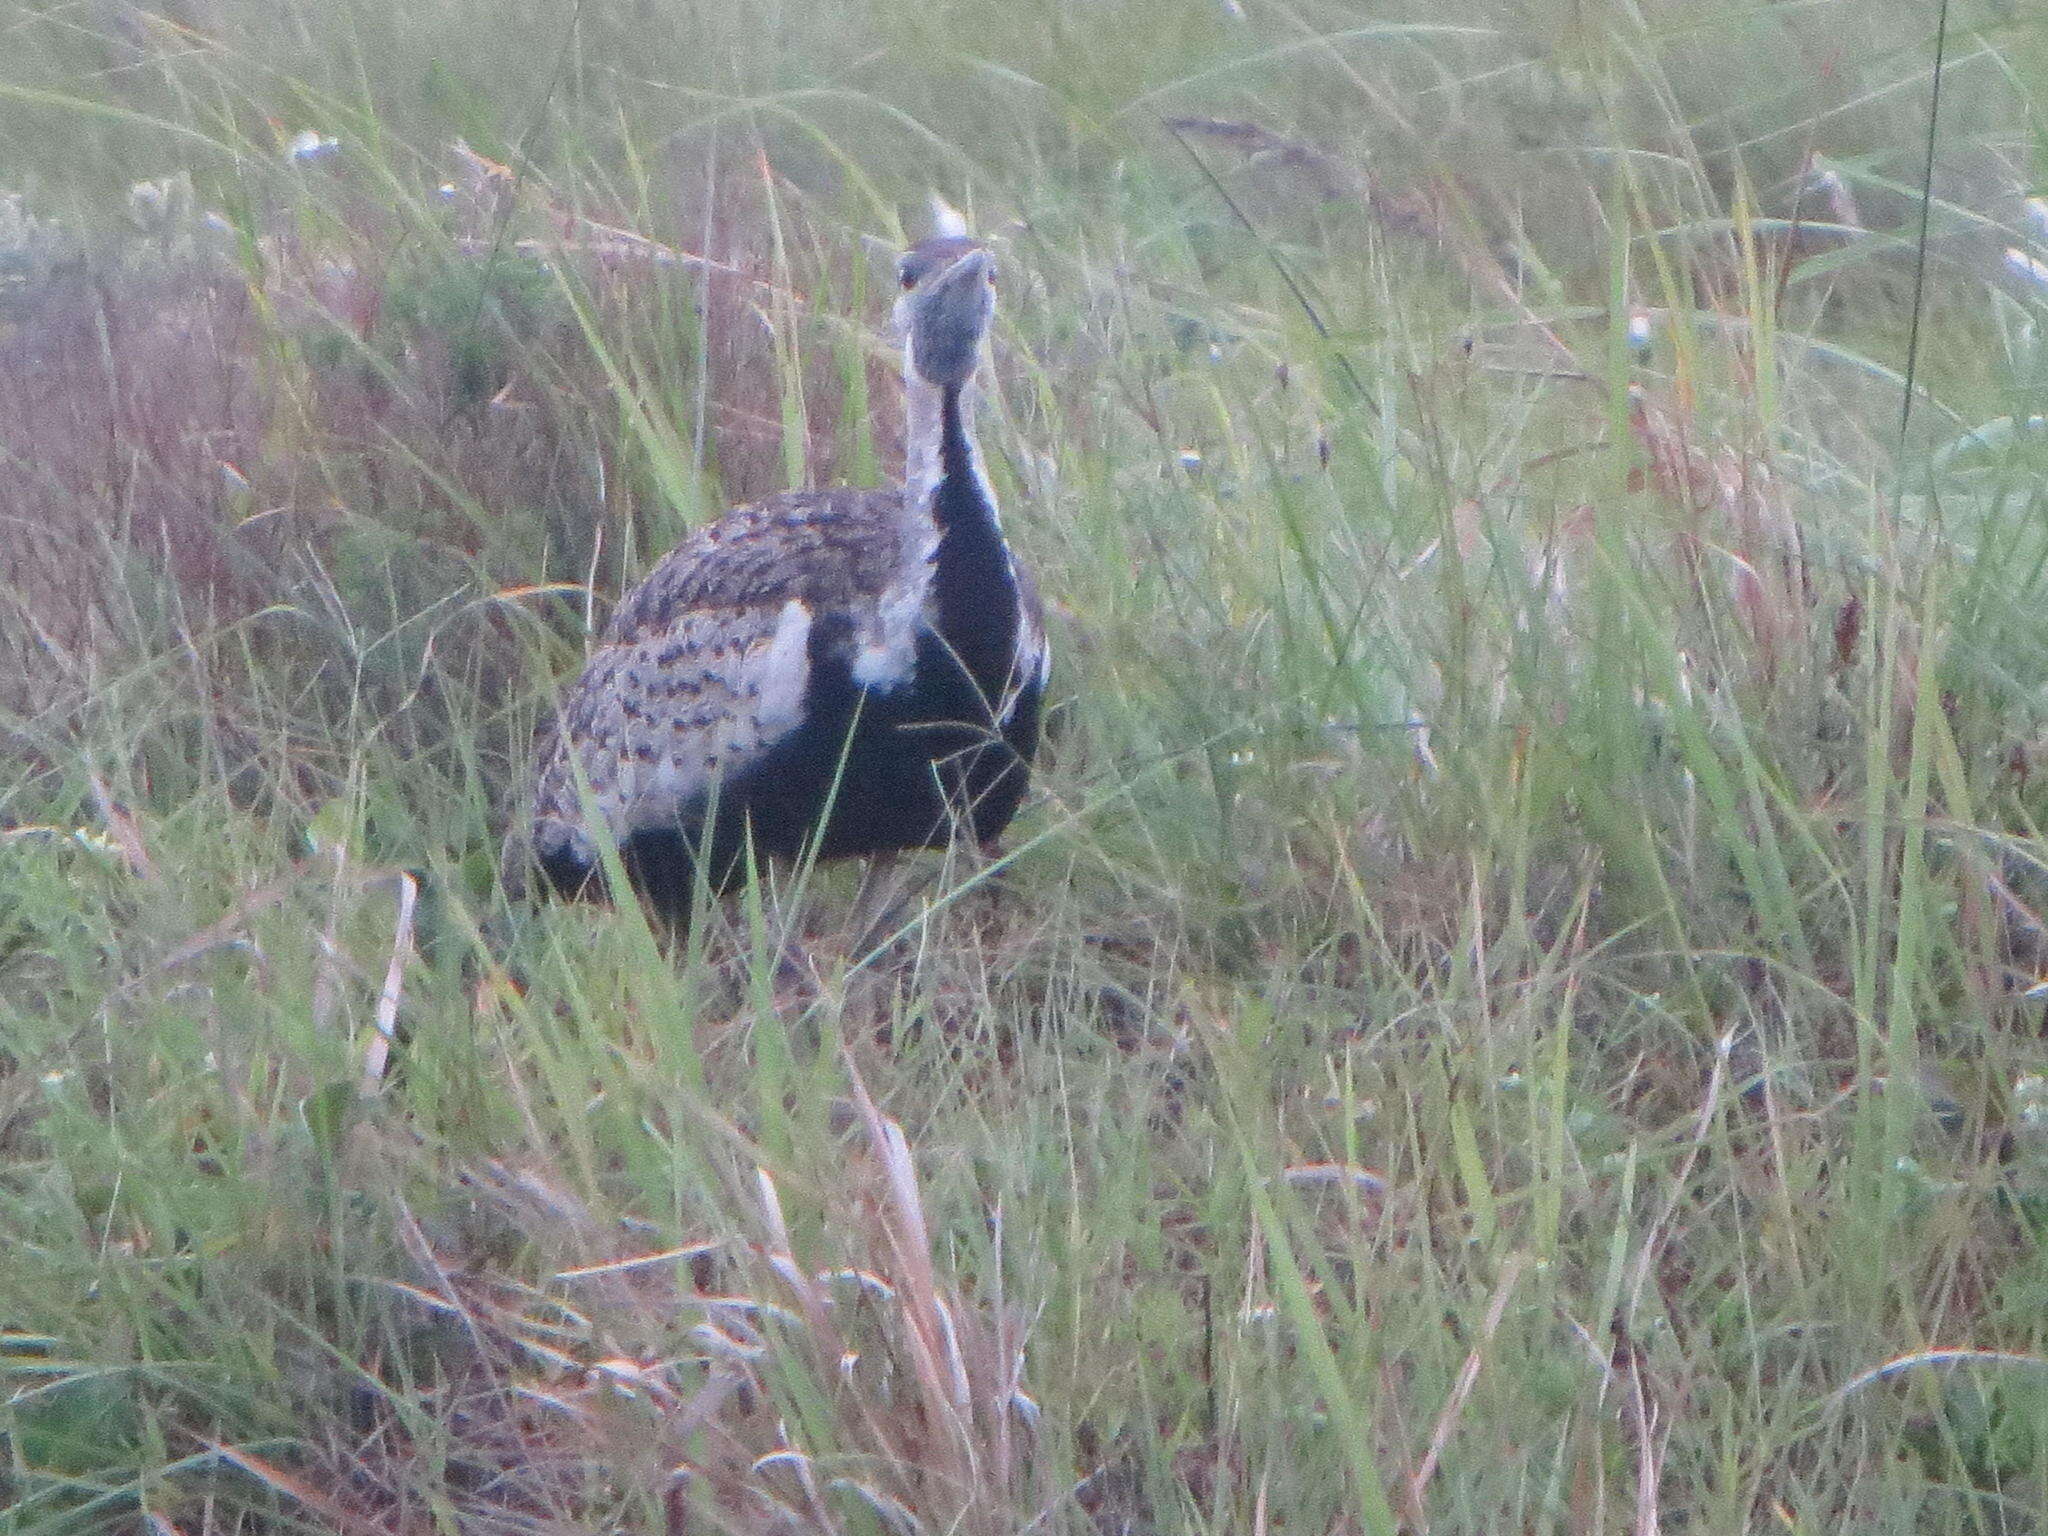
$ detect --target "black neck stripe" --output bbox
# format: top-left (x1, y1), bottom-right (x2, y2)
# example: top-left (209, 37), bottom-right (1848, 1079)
top-left (939, 386), bottom-right (973, 486)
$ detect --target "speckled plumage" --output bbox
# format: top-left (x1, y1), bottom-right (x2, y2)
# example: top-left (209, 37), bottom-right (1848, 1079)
top-left (516, 232), bottom-right (1047, 922)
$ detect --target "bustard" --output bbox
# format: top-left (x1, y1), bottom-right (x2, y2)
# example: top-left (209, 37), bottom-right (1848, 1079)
top-left (517, 214), bottom-right (1047, 924)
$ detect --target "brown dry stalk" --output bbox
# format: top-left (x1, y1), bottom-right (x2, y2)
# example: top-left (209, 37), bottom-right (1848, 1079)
top-left (1403, 1251), bottom-right (1527, 1528)
top-left (201, 1439), bottom-right (388, 1536)
top-left (361, 869), bottom-right (418, 1093)
top-left (1626, 384), bottom-right (1810, 678)
top-left (86, 772), bottom-right (155, 880)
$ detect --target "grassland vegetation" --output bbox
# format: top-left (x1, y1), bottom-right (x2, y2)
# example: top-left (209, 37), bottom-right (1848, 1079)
top-left (5, 0), bottom-right (2048, 1530)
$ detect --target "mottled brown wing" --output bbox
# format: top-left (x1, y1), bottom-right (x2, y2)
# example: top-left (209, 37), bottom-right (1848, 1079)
top-left (600, 488), bottom-right (908, 643)
top-left (529, 488), bottom-right (912, 844)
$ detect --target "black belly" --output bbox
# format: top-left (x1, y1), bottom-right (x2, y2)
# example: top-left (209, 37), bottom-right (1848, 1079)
top-left (601, 624), bottom-right (1043, 922)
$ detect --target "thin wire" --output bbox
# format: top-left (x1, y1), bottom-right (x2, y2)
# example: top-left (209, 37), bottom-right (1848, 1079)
top-left (1895, 0), bottom-right (1952, 453)
top-left (1165, 120), bottom-right (1372, 406)
top-left (444, 0), bottom-right (588, 430)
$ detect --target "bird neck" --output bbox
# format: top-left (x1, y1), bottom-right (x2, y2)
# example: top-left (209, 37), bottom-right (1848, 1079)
top-left (904, 372), bottom-right (1020, 697)
top-left (905, 375), bottom-right (1002, 540)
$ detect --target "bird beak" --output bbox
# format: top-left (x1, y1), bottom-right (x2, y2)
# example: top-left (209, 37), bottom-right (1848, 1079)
top-left (906, 245), bottom-right (996, 386)
top-left (929, 246), bottom-right (994, 296)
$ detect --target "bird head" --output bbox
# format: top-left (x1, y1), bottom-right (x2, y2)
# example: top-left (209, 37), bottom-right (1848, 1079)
top-left (894, 234), bottom-right (997, 390)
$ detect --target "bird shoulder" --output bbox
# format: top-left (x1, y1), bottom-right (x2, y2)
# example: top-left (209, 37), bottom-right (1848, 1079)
top-left (601, 487), bottom-right (912, 645)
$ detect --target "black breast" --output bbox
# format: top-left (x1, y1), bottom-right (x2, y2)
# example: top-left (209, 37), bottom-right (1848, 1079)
top-left (611, 582), bottom-right (1041, 921)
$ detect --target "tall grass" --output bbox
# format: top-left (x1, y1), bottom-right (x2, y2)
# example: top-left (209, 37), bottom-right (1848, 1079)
top-left (5, 0), bottom-right (2048, 1530)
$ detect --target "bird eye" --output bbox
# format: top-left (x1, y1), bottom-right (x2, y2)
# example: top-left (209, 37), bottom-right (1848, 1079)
top-left (898, 264), bottom-right (918, 291)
